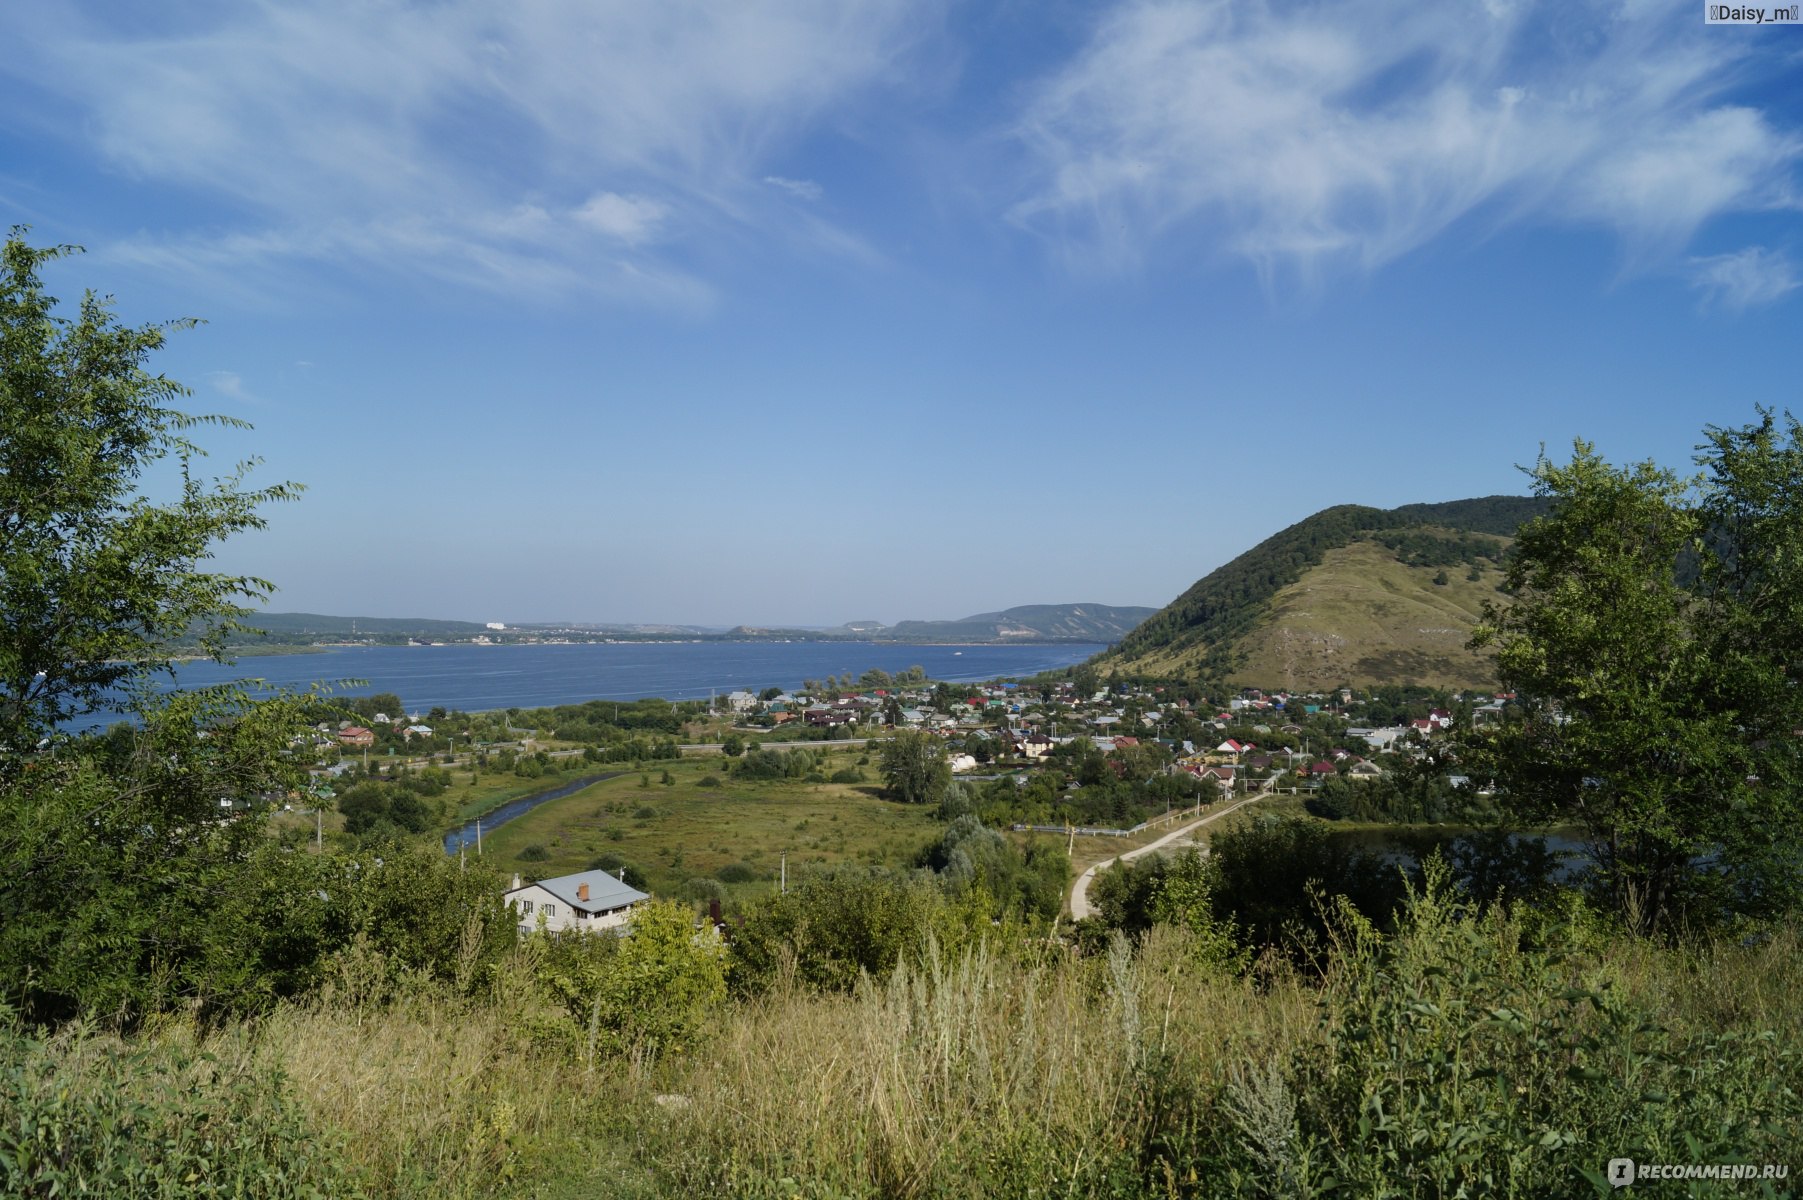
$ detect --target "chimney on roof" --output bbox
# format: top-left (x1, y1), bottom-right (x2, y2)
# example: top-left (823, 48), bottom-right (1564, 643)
top-left (510, 873), bottom-right (521, 890)
top-left (577, 882), bottom-right (589, 901)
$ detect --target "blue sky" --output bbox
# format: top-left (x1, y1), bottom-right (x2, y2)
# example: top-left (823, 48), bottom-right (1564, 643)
top-left (4, 1), bottom-right (1799, 626)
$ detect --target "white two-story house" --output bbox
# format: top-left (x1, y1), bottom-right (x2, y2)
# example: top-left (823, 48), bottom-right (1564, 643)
top-left (504, 869), bottom-right (649, 935)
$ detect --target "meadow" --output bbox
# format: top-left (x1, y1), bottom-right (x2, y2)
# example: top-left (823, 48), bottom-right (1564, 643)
top-left (477, 747), bottom-right (942, 897)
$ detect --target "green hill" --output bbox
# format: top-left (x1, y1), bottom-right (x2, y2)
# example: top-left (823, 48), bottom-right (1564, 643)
top-left (1100, 496), bottom-right (1553, 689)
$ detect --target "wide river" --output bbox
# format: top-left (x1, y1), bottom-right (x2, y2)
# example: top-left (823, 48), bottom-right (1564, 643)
top-left (85, 640), bottom-right (1104, 726)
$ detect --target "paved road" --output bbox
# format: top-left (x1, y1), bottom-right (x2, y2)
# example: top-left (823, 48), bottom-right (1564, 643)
top-left (1068, 782), bottom-right (1274, 920)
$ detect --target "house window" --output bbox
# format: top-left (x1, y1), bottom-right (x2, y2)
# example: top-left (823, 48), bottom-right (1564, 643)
top-left (543, 904), bottom-right (556, 917)
top-left (519, 900), bottom-right (533, 914)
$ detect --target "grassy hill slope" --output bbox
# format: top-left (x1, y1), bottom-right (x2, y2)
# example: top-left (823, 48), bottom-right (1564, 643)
top-left (1238, 540), bottom-right (1502, 689)
top-left (1102, 496), bottom-right (1551, 687)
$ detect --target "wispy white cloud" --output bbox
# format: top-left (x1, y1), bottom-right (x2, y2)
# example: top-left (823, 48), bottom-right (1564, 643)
top-left (7, 1), bottom-right (935, 304)
top-left (1688, 245), bottom-right (1800, 310)
top-left (574, 193), bottom-right (668, 244)
top-left (764, 175), bottom-right (825, 201)
top-left (205, 370), bottom-right (263, 406)
top-left (1009, 0), bottom-right (1802, 290)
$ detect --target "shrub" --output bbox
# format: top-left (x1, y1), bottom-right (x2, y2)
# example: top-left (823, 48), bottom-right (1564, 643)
top-left (715, 862), bottom-right (760, 885)
top-left (684, 877), bottom-right (727, 904)
top-left (518, 844), bottom-right (550, 863)
top-left (587, 854), bottom-right (646, 889)
top-left (698, 775), bottom-right (722, 788)
top-left (1281, 864), bottom-right (1803, 1196)
top-left (0, 1021), bottom-right (352, 1197)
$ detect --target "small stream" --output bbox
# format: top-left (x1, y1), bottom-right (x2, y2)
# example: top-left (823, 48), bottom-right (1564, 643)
top-left (442, 772), bottom-right (626, 854)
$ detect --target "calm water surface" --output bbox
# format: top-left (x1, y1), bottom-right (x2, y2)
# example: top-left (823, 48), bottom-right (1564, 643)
top-left (81, 640), bottom-right (1104, 729)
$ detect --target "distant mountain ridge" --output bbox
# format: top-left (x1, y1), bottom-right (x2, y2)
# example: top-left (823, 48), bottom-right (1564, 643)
top-left (879, 603), bottom-right (1157, 643)
top-left (1100, 495), bottom-right (1555, 689)
top-left (239, 612), bottom-right (489, 638)
top-left (227, 603), bottom-right (1154, 647)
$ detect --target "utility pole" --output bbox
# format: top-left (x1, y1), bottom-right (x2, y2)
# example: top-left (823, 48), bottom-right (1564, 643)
top-left (780, 853), bottom-right (787, 894)
top-left (476, 817), bottom-right (482, 856)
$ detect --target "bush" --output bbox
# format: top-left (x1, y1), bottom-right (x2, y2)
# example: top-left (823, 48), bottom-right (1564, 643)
top-left (715, 862), bottom-right (760, 884)
top-left (1281, 865), bottom-right (1803, 1196)
top-left (735, 747), bottom-right (817, 781)
top-left (518, 844), bottom-right (550, 862)
top-left (829, 768), bottom-right (863, 784)
top-left (683, 877), bottom-right (727, 904)
top-left (564, 900), bottom-right (727, 1056)
top-left (633, 805), bottom-right (659, 820)
top-left (698, 775), bottom-right (722, 788)
top-left (587, 854), bottom-right (646, 889)
top-left (729, 868), bottom-right (947, 994)
top-left (0, 1022), bottom-right (352, 1198)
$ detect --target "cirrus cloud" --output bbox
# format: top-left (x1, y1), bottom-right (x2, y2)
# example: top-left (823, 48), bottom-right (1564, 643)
top-left (1008, 0), bottom-right (1802, 291)
top-left (5, 1), bottom-right (938, 305)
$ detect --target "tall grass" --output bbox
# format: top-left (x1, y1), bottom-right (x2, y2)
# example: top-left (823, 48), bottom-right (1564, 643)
top-left (17, 883), bottom-right (1795, 1199)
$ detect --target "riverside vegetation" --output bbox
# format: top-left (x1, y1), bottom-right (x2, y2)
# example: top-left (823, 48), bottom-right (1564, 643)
top-left (3, 233), bottom-right (1801, 1197)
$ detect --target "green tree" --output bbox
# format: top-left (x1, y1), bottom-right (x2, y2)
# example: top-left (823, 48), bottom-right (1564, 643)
top-left (1468, 416), bottom-right (1803, 932)
top-left (0, 233), bottom-right (300, 751)
top-left (877, 729), bottom-right (951, 806)
top-left (583, 899), bottom-right (727, 1055)
top-left (0, 233), bottom-right (315, 1023)
top-left (720, 732), bottom-right (745, 757)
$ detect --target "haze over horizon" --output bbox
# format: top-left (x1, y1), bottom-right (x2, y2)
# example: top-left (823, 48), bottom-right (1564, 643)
top-left (5, 2), bottom-right (1798, 626)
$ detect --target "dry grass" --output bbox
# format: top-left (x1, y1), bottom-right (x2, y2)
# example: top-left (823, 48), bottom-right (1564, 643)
top-left (1116, 537), bottom-right (1507, 690)
top-left (643, 927), bottom-right (1318, 1197)
top-left (75, 905), bottom-right (1794, 1199)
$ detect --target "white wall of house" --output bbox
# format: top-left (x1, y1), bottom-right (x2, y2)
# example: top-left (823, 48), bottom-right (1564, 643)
top-left (505, 883), bottom-right (637, 935)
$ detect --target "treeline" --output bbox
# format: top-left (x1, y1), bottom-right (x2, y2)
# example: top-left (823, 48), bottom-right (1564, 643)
top-left (522, 696), bottom-right (698, 741)
top-left (1371, 527), bottom-right (1505, 569)
top-left (968, 740), bottom-right (1212, 828)
top-left (1086, 814), bottom-right (1562, 952)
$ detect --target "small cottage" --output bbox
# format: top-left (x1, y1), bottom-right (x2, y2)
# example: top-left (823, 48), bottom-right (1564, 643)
top-left (504, 869), bottom-right (649, 935)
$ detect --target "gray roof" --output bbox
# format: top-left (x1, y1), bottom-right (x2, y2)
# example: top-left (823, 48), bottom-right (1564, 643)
top-left (513, 869), bottom-right (649, 913)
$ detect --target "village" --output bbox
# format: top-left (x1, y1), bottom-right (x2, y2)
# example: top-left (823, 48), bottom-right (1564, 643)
top-left (716, 676), bottom-right (1506, 799)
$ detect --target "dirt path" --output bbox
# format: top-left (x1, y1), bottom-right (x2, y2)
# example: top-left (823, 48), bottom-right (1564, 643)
top-left (1068, 782), bottom-right (1274, 919)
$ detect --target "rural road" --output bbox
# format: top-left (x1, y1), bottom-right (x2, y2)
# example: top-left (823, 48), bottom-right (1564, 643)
top-left (1068, 781), bottom-right (1275, 920)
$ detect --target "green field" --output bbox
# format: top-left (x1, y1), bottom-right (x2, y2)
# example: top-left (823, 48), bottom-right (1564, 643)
top-left (475, 748), bottom-right (941, 897)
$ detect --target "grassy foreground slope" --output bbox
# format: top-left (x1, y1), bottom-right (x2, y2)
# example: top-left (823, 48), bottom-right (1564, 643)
top-left (14, 879), bottom-right (1797, 1199)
